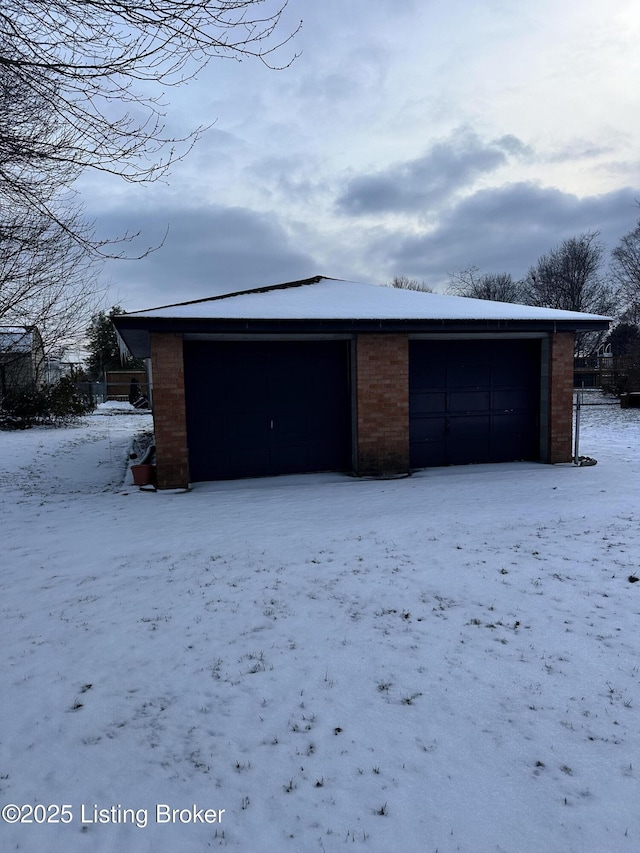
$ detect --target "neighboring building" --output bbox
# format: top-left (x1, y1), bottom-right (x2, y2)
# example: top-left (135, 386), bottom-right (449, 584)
top-left (113, 276), bottom-right (610, 489)
top-left (44, 350), bottom-right (85, 384)
top-left (0, 326), bottom-right (45, 400)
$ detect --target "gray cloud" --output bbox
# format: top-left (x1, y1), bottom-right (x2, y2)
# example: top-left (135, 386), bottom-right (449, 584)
top-left (544, 142), bottom-right (616, 164)
top-left (373, 183), bottom-right (640, 287)
top-left (336, 129), bottom-right (523, 215)
top-left (95, 183), bottom-right (640, 311)
top-left (97, 204), bottom-right (316, 310)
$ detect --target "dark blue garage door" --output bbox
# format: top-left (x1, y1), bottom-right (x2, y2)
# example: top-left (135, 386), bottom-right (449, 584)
top-left (183, 340), bottom-right (351, 481)
top-left (410, 339), bottom-right (540, 468)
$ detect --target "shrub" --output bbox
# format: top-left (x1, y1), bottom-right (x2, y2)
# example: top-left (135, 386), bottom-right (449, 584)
top-left (0, 377), bottom-right (94, 428)
top-left (47, 376), bottom-right (94, 419)
top-left (0, 388), bottom-right (46, 426)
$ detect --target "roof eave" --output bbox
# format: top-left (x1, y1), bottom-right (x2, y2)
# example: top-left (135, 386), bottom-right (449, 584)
top-left (113, 315), bottom-right (610, 359)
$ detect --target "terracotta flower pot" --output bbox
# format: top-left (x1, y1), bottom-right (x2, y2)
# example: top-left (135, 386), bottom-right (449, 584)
top-left (131, 463), bottom-right (156, 486)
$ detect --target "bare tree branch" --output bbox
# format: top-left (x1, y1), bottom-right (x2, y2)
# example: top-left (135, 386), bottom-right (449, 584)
top-left (0, 205), bottom-right (103, 356)
top-left (611, 209), bottom-right (640, 323)
top-left (523, 232), bottom-right (617, 355)
top-left (447, 266), bottom-right (523, 303)
top-left (522, 232), bottom-right (616, 315)
top-left (388, 275), bottom-right (432, 292)
top-left (0, 1), bottom-right (300, 250)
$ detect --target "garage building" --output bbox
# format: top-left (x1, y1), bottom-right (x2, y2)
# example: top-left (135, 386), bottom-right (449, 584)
top-left (113, 276), bottom-right (610, 489)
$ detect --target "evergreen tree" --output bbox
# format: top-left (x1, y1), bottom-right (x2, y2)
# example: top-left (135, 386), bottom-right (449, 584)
top-left (85, 306), bottom-right (144, 379)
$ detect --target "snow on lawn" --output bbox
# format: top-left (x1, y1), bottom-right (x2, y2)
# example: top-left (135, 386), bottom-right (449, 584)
top-left (1, 396), bottom-right (640, 853)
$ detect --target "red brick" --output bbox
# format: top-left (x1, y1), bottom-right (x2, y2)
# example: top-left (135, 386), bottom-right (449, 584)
top-left (548, 332), bottom-right (574, 463)
top-left (355, 334), bottom-right (409, 475)
top-left (150, 333), bottom-right (190, 488)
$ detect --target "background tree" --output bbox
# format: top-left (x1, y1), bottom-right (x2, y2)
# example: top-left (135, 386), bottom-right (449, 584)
top-left (0, 45), bottom-right (103, 362)
top-left (0, 57), bottom-right (78, 218)
top-left (605, 322), bottom-right (640, 358)
top-left (0, 206), bottom-right (102, 356)
top-left (0, 0), bottom-right (299, 248)
top-left (602, 322), bottom-right (640, 396)
top-left (1, 0), bottom-right (298, 369)
top-left (448, 267), bottom-right (523, 302)
top-left (611, 214), bottom-right (640, 324)
top-left (389, 275), bottom-right (433, 292)
top-left (522, 232), bottom-right (617, 354)
top-left (522, 232), bottom-right (615, 314)
top-left (85, 307), bottom-right (145, 379)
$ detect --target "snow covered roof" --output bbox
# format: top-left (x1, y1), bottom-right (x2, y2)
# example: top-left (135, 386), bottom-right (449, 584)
top-left (114, 276), bottom-right (611, 358)
top-left (126, 276), bottom-right (610, 323)
top-left (0, 327), bottom-right (38, 354)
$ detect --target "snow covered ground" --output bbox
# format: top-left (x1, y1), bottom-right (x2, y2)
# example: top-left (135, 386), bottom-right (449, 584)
top-left (1, 394), bottom-right (639, 853)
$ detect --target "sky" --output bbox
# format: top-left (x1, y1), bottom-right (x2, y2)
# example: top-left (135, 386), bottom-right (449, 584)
top-left (79, 0), bottom-right (640, 311)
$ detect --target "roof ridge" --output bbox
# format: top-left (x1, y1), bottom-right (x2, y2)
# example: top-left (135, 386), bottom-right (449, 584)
top-left (124, 276), bottom-right (338, 315)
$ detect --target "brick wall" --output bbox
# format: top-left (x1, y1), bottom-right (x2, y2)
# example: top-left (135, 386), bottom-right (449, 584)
top-left (548, 331), bottom-right (575, 463)
top-left (147, 329), bottom-right (574, 484)
top-left (150, 333), bottom-right (190, 488)
top-left (355, 334), bottom-right (409, 476)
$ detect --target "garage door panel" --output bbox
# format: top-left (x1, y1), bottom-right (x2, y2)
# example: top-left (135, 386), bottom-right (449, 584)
top-left (270, 443), bottom-right (309, 473)
top-left (490, 411), bottom-right (533, 436)
top-left (491, 413), bottom-right (534, 443)
top-left (410, 439), bottom-right (447, 468)
top-left (313, 440), bottom-right (347, 470)
top-left (411, 415), bottom-right (446, 442)
top-left (184, 341), bottom-right (351, 481)
top-left (234, 412), bottom-right (270, 438)
top-left (449, 438), bottom-right (491, 465)
top-left (491, 414), bottom-right (537, 461)
top-left (409, 340), bottom-right (540, 468)
top-left (492, 388), bottom-right (530, 410)
top-left (448, 390), bottom-right (491, 412)
top-left (229, 447), bottom-right (272, 479)
top-left (410, 355), bottom-right (446, 389)
top-left (448, 363), bottom-right (491, 387)
top-left (411, 391), bottom-right (447, 415)
top-left (196, 450), bottom-right (229, 481)
top-left (203, 412), bottom-right (226, 440)
top-left (449, 414), bottom-right (490, 439)
top-left (272, 408), bottom-right (308, 439)
top-left (492, 350), bottom-right (537, 382)
top-left (233, 381), bottom-right (269, 406)
top-left (269, 368), bottom-right (307, 404)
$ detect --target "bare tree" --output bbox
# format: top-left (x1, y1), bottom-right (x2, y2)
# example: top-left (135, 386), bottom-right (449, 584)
top-left (0, 49), bottom-right (104, 363)
top-left (0, 206), bottom-right (102, 357)
top-left (448, 266), bottom-right (523, 303)
top-left (611, 214), bottom-right (640, 324)
top-left (389, 275), bottom-right (432, 292)
top-left (523, 232), bottom-right (618, 355)
top-left (0, 50), bottom-right (145, 261)
top-left (1, 1), bottom-right (297, 366)
top-left (0, 1), bottom-right (300, 248)
top-left (523, 232), bottom-right (616, 315)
